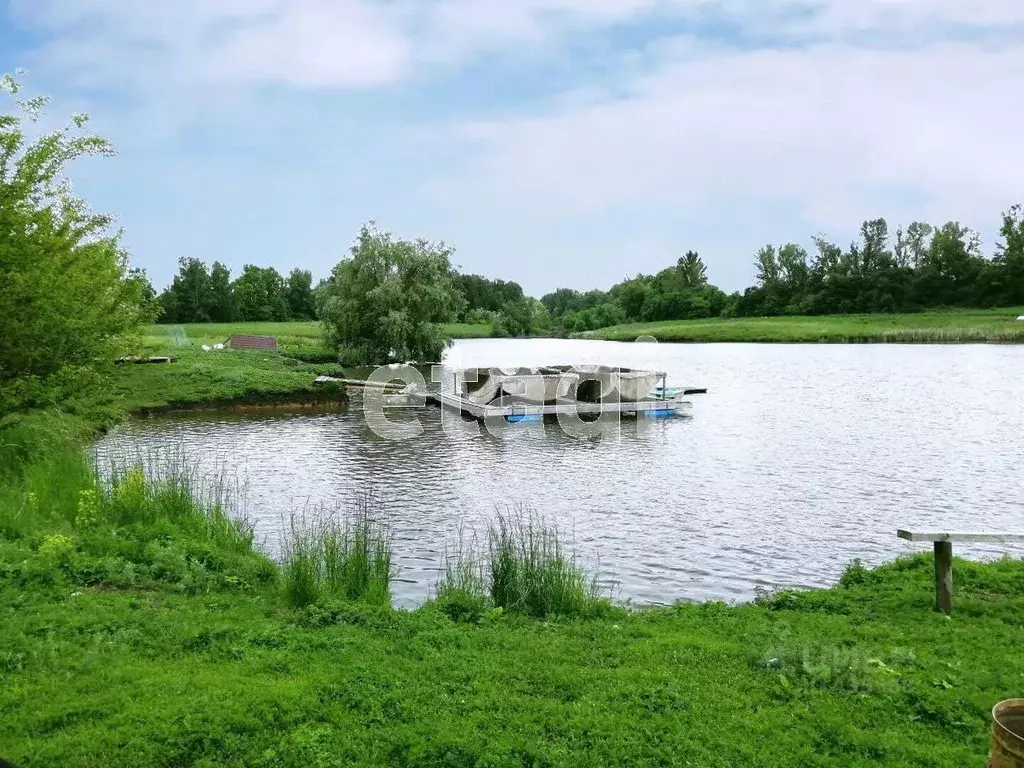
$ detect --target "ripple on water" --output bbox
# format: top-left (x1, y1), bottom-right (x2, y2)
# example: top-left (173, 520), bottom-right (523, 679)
top-left (95, 339), bottom-right (1024, 607)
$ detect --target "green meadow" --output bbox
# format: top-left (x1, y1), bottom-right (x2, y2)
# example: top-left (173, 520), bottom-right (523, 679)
top-left (581, 308), bottom-right (1024, 344)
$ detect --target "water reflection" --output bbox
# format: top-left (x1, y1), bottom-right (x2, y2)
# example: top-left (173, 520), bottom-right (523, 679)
top-left (95, 339), bottom-right (1024, 608)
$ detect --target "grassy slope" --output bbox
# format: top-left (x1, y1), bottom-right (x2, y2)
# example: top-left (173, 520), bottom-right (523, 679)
top-left (109, 321), bottom-right (491, 414)
top-left (581, 308), bottom-right (1024, 343)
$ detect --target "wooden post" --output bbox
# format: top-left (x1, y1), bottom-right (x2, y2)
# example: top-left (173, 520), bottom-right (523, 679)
top-left (934, 541), bottom-right (953, 614)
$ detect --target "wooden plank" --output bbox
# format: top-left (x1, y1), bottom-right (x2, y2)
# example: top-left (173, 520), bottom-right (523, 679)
top-left (432, 392), bottom-right (689, 419)
top-left (934, 541), bottom-right (953, 614)
top-left (897, 530), bottom-right (1024, 543)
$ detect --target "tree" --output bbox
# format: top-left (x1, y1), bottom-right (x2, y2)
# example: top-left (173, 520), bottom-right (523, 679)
top-left (285, 268), bottom-right (316, 320)
top-left (990, 205), bottom-right (1024, 305)
top-left (318, 224), bottom-right (466, 364)
top-left (677, 251), bottom-right (708, 288)
top-left (158, 257), bottom-right (212, 323)
top-left (0, 72), bottom-right (157, 411)
top-left (207, 261), bottom-right (236, 322)
top-left (233, 265), bottom-right (288, 321)
top-left (456, 274), bottom-right (524, 320)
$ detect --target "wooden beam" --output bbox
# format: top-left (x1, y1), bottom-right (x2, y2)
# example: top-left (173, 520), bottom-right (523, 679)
top-left (934, 541), bottom-right (953, 614)
top-left (897, 530), bottom-right (1024, 543)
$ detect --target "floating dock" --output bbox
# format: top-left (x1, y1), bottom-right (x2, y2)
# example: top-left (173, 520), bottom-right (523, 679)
top-left (315, 365), bottom-right (706, 421)
top-left (425, 391), bottom-right (691, 420)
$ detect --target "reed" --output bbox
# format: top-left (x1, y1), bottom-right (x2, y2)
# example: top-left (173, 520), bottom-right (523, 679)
top-left (434, 507), bottom-right (609, 620)
top-left (488, 508), bottom-right (605, 619)
top-left (434, 527), bottom-right (490, 622)
top-left (282, 497), bottom-right (393, 608)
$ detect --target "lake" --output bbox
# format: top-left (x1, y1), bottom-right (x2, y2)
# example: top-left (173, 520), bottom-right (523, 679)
top-left (95, 338), bottom-right (1024, 608)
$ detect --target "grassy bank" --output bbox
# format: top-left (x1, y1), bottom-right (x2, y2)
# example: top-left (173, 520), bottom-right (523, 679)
top-left (3, 321), bottom-right (1023, 766)
top-left (580, 307), bottom-right (1024, 343)
top-left (109, 320), bottom-right (493, 415)
top-left (1, 431), bottom-right (1022, 766)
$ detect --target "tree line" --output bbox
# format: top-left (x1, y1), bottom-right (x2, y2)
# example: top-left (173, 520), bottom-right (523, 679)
top-left (539, 208), bottom-right (1024, 330)
top-left (155, 204), bottom-right (1024, 336)
top-left (154, 254), bottom-right (552, 335)
top-left (156, 259), bottom-right (318, 324)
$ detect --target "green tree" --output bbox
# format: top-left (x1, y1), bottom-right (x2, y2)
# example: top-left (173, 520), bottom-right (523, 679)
top-left (990, 205), bottom-right (1024, 305)
top-left (206, 261), bottom-right (236, 322)
top-left (233, 265), bottom-right (288, 321)
top-left (285, 268), bottom-right (316, 320)
top-left (0, 73), bottom-right (157, 411)
top-left (318, 224), bottom-right (465, 364)
top-left (493, 298), bottom-right (537, 338)
top-left (159, 257), bottom-right (212, 323)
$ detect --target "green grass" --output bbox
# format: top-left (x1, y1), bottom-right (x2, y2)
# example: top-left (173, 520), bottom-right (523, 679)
top-left (582, 307), bottom-right (1024, 343)
top-left (4, 315), bottom-right (1024, 765)
top-left (435, 510), bottom-right (610, 622)
top-left (145, 320), bottom-right (494, 353)
top-left (283, 501), bottom-right (394, 609)
top-left (2, 416), bottom-right (1024, 765)
top-left (110, 320), bottom-right (494, 415)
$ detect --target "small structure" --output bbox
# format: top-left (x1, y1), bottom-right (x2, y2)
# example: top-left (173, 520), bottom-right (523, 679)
top-left (433, 365), bottom-right (698, 421)
top-left (896, 529), bottom-right (1024, 614)
top-left (226, 334), bottom-right (278, 351)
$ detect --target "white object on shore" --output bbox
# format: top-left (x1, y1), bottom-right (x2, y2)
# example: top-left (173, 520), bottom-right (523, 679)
top-left (214, 343), bottom-right (225, 350)
top-left (1017, 315), bottom-right (1024, 321)
top-left (201, 344), bottom-right (212, 351)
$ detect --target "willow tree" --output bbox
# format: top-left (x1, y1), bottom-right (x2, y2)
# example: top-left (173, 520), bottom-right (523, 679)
top-left (318, 224), bottom-right (465, 365)
top-left (0, 72), bottom-right (157, 412)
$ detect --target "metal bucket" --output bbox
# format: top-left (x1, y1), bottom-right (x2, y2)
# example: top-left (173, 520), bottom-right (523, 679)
top-left (990, 700), bottom-right (1024, 767)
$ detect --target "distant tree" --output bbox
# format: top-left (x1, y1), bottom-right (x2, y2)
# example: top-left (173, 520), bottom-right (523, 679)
top-left (612, 278), bottom-right (652, 321)
top-left (318, 224), bottom-right (465, 364)
top-left (233, 265), bottom-right (289, 321)
top-left (207, 261), bottom-right (236, 322)
top-left (492, 297), bottom-right (551, 337)
top-left (159, 257), bottom-right (212, 323)
top-left (285, 268), bottom-right (316, 320)
top-left (0, 72), bottom-right (158, 411)
top-left (989, 205), bottom-right (1024, 305)
top-left (677, 251), bottom-right (708, 288)
top-left (456, 274), bottom-right (524, 320)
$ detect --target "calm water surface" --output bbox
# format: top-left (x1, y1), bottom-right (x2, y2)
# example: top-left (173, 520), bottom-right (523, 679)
top-left (95, 340), bottom-right (1024, 607)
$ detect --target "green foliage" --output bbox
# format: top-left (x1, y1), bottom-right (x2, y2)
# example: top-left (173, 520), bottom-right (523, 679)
top-left (487, 510), bottom-right (608, 619)
top-left (285, 268), bottom-right (317, 320)
top-left (283, 503), bottom-right (393, 609)
top-left (455, 273), bottom-right (524, 321)
top-left (318, 223), bottom-right (465, 365)
top-left (433, 510), bottom-right (610, 621)
top-left (491, 297), bottom-right (549, 338)
top-left (207, 261), bottom-right (237, 322)
top-left (233, 264), bottom-right (289, 322)
top-left (0, 74), bottom-right (158, 413)
top-left (736, 213), bottom-right (1024, 317)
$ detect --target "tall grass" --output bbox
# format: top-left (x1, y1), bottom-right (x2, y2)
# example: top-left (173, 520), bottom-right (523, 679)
top-left (282, 497), bottom-right (393, 608)
top-left (435, 507), bottom-right (610, 620)
top-left (0, 414), bottom-right (275, 594)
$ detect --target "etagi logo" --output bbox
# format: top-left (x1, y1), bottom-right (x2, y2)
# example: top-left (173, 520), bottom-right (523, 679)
top-left (360, 336), bottom-right (673, 441)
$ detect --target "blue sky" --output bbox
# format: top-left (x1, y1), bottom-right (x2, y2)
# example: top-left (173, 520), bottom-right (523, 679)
top-left (2, 0), bottom-right (1023, 296)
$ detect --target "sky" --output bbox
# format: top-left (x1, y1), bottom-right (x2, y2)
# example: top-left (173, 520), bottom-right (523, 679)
top-left (2, 0), bottom-right (1023, 296)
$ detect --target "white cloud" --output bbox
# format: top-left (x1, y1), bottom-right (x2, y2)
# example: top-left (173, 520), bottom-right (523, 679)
top-left (444, 38), bottom-right (1024, 241)
top-left (7, 0), bottom-right (1024, 291)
